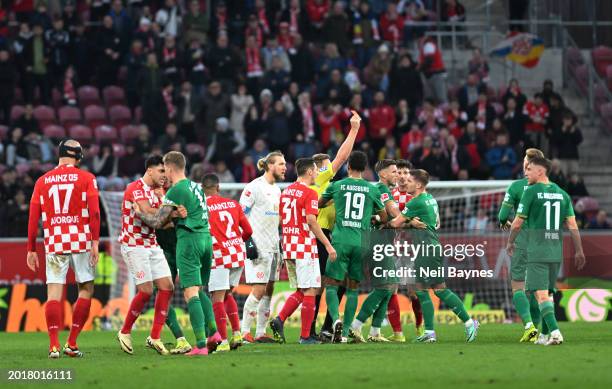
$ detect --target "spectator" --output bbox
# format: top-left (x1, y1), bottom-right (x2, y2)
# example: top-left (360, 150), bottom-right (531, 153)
top-left (234, 154), bottom-right (258, 183)
top-left (401, 0), bottom-right (429, 44)
top-left (292, 91), bottom-right (317, 142)
top-left (244, 14), bottom-right (265, 48)
top-left (420, 140), bottom-right (453, 180)
top-left (4, 127), bottom-right (30, 166)
top-left (457, 73), bottom-right (481, 111)
top-left (214, 160), bottom-right (236, 184)
top-left (445, 98), bottom-right (468, 139)
top-left (4, 189), bottom-right (29, 237)
top-left (468, 90), bottom-right (496, 131)
top-left (201, 81), bottom-right (230, 144)
top-left (281, 0), bottom-right (309, 37)
top-left (13, 23), bottom-right (32, 98)
top-left (244, 35), bottom-right (264, 95)
top-left (389, 53), bottom-right (423, 110)
top-left (92, 142), bottom-right (118, 178)
top-left (108, 0), bottom-right (131, 55)
top-left (446, 134), bottom-right (471, 177)
top-left (135, 125), bottom-right (154, 155)
top-left (156, 0), bottom-right (182, 38)
top-left (323, 1), bottom-right (351, 52)
top-left (118, 143), bottom-right (145, 179)
top-left (502, 78), bottom-right (527, 112)
top-left (467, 48), bottom-right (489, 84)
top-left (139, 52), bottom-right (165, 135)
top-left (70, 22), bottom-right (93, 86)
top-left (541, 79), bottom-right (564, 108)
top-left (182, 0), bottom-right (209, 46)
top-left (465, 208), bottom-right (491, 234)
top-left (417, 98), bottom-right (445, 137)
top-left (134, 17), bottom-right (159, 54)
top-left (378, 137), bottom-right (401, 160)
top-left (245, 89), bottom-right (274, 147)
top-left (0, 49), bottom-right (16, 124)
top-left (264, 56), bottom-right (292, 99)
top-left (552, 112), bottom-right (582, 175)
top-left (306, 0), bottom-right (331, 40)
top-left (97, 15), bottom-right (121, 88)
top-left (365, 43), bottom-right (393, 92)
top-left (45, 16), bottom-right (70, 91)
top-left (566, 173), bottom-right (589, 199)
top-left (288, 33), bottom-right (315, 88)
top-left (206, 117), bottom-right (240, 165)
top-left (25, 23), bottom-right (50, 104)
top-left (503, 96), bottom-right (527, 145)
top-left (400, 123), bottom-right (424, 159)
top-left (125, 40), bottom-right (145, 109)
top-left (262, 37), bottom-right (291, 73)
top-left (418, 36), bottom-right (447, 104)
top-left (315, 43), bottom-right (347, 92)
top-left (486, 133), bottom-right (516, 179)
top-left (291, 132), bottom-right (317, 160)
top-left (159, 35), bottom-right (181, 86)
top-left (546, 94), bottom-right (568, 154)
top-left (549, 158), bottom-right (568, 189)
top-left (459, 121), bottom-right (488, 178)
top-left (184, 38), bottom-right (208, 97)
top-left (523, 93), bottom-right (549, 148)
top-left (350, 1), bottom-right (380, 68)
top-left (324, 69), bottom-right (351, 106)
top-left (230, 83), bottom-right (255, 139)
top-left (0, 168), bottom-right (19, 204)
top-left (207, 33), bottom-right (240, 92)
top-left (395, 99), bottom-right (412, 134)
top-left (157, 122), bottom-right (186, 154)
top-left (248, 138), bottom-right (270, 165)
top-left (586, 210), bottom-right (611, 230)
top-left (379, 2), bottom-right (404, 50)
top-left (30, 2), bottom-right (52, 30)
top-left (177, 81), bottom-right (203, 142)
top-left (342, 94), bottom-right (368, 143)
top-left (266, 100), bottom-right (294, 155)
top-left (369, 91), bottom-right (396, 151)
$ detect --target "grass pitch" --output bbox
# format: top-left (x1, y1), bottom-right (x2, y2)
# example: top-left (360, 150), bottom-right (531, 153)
top-left (2, 322), bottom-right (612, 389)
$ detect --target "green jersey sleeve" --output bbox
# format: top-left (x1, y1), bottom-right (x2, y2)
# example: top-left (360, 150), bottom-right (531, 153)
top-left (401, 195), bottom-right (422, 219)
top-left (370, 186), bottom-right (384, 212)
top-left (516, 187), bottom-right (534, 220)
top-left (321, 181), bottom-right (336, 201)
top-left (163, 185), bottom-right (183, 207)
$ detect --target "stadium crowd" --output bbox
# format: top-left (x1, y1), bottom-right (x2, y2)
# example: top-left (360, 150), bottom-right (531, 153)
top-left (0, 0), bottom-right (606, 236)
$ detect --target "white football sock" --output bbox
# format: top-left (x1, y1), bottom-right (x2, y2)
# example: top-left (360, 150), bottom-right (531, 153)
top-left (241, 293), bottom-right (260, 334)
top-left (351, 319), bottom-right (363, 330)
top-left (369, 326), bottom-right (381, 336)
top-left (255, 296), bottom-right (271, 337)
top-left (464, 318), bottom-right (474, 327)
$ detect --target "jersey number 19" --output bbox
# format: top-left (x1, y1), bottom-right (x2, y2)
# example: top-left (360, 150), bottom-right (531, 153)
top-left (344, 192), bottom-right (365, 220)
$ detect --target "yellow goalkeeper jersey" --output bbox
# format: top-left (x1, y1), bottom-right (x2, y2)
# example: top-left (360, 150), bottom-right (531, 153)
top-left (310, 164), bottom-right (335, 230)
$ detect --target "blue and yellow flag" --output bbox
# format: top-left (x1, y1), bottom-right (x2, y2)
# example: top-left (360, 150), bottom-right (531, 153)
top-left (490, 33), bottom-right (545, 68)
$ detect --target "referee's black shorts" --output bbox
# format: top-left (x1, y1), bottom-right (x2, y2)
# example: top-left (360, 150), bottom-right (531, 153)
top-left (316, 228), bottom-right (332, 275)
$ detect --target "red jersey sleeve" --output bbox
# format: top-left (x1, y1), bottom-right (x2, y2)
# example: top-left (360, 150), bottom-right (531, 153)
top-left (86, 174), bottom-right (101, 241)
top-left (27, 182), bottom-right (42, 252)
top-left (238, 205), bottom-right (253, 241)
top-left (304, 188), bottom-right (319, 216)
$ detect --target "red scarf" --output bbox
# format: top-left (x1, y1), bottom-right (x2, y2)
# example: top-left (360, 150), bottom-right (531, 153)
top-left (289, 8), bottom-right (299, 33)
top-left (301, 104), bottom-right (314, 139)
top-left (246, 47), bottom-right (263, 77)
top-left (163, 89), bottom-right (175, 118)
top-left (216, 9), bottom-right (227, 30)
top-left (63, 77), bottom-right (76, 104)
top-left (258, 8), bottom-right (270, 35)
top-left (163, 47), bottom-right (176, 61)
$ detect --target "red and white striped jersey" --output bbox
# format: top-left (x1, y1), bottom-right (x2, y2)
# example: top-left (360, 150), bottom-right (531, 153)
top-left (207, 195), bottom-right (252, 269)
top-left (119, 178), bottom-right (161, 248)
top-left (392, 188), bottom-right (414, 212)
top-left (280, 181), bottom-right (319, 260)
top-left (30, 165), bottom-right (98, 254)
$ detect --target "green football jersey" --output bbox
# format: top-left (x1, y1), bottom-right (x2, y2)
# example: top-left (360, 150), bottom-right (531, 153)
top-left (163, 179), bottom-right (210, 236)
top-left (516, 182), bottom-right (574, 263)
top-left (499, 178), bottom-right (529, 243)
top-left (401, 192), bottom-right (441, 247)
top-left (321, 177), bottom-right (384, 246)
top-left (375, 181), bottom-right (395, 206)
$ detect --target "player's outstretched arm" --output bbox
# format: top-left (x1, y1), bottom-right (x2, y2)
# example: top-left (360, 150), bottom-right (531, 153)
top-left (306, 214), bottom-right (337, 261)
top-left (565, 216), bottom-right (586, 270)
top-left (134, 203), bottom-right (176, 230)
top-left (330, 110), bottom-right (361, 173)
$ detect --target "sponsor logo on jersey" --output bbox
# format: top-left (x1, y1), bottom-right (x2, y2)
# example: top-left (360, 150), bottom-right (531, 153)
top-left (311, 200), bottom-right (318, 209)
top-left (381, 193), bottom-right (390, 202)
top-left (244, 190), bottom-right (251, 197)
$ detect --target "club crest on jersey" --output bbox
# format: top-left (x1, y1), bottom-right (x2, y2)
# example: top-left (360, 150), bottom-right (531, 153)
top-left (244, 190), bottom-right (251, 197)
top-left (311, 200), bottom-right (318, 209)
top-left (381, 193), bottom-right (390, 202)
top-left (319, 167), bottom-right (327, 172)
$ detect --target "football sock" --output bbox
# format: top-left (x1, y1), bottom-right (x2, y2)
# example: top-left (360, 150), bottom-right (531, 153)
top-left (369, 326), bottom-right (381, 336)
top-left (224, 294), bottom-right (241, 332)
top-left (279, 290), bottom-right (304, 321)
top-left (67, 297), bottom-right (91, 347)
top-left (356, 289), bottom-right (388, 323)
top-left (241, 293), bottom-right (260, 334)
top-left (256, 296), bottom-right (271, 337)
top-left (121, 291), bottom-right (151, 334)
top-left (325, 285), bottom-right (340, 322)
top-left (528, 292), bottom-right (541, 328)
top-left (342, 289), bottom-right (359, 337)
top-left (410, 295), bottom-right (423, 327)
top-left (198, 290), bottom-right (217, 337)
top-left (415, 290), bottom-right (435, 331)
top-left (187, 296), bottom-right (207, 348)
top-left (387, 293), bottom-right (403, 332)
top-left (322, 286), bottom-right (345, 332)
top-left (351, 318), bottom-right (364, 330)
top-left (512, 290), bottom-right (532, 326)
top-left (165, 305), bottom-right (184, 339)
top-left (539, 301), bottom-right (559, 332)
top-left (435, 289), bottom-right (470, 323)
top-left (45, 300), bottom-right (62, 349)
top-left (300, 296), bottom-right (316, 338)
top-left (372, 289), bottom-right (392, 328)
top-left (213, 301), bottom-right (228, 340)
top-left (151, 290), bottom-right (171, 340)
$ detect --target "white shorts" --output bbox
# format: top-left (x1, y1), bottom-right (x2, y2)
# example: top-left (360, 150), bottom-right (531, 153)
top-left (208, 267), bottom-right (244, 292)
top-left (120, 245), bottom-right (172, 285)
top-left (244, 252), bottom-right (281, 284)
top-left (286, 258), bottom-right (321, 289)
top-left (46, 252), bottom-right (96, 284)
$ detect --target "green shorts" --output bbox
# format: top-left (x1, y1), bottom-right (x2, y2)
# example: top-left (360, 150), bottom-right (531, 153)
top-left (415, 255), bottom-right (444, 286)
top-left (525, 262), bottom-right (559, 292)
top-left (163, 248), bottom-right (177, 281)
top-left (325, 244), bottom-right (363, 283)
top-left (510, 246), bottom-right (528, 282)
top-left (176, 231), bottom-right (212, 289)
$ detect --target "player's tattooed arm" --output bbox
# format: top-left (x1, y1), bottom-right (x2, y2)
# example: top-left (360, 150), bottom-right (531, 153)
top-left (506, 216), bottom-right (525, 256)
top-left (133, 203), bottom-right (175, 229)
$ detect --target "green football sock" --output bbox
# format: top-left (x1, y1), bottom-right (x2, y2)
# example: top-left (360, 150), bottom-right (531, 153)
top-left (541, 318), bottom-right (549, 335)
top-left (342, 289), bottom-right (359, 337)
top-left (326, 286), bottom-right (340, 322)
top-left (528, 292), bottom-right (541, 327)
top-left (165, 305), bottom-right (184, 339)
top-left (539, 301), bottom-right (559, 332)
top-left (372, 290), bottom-right (392, 328)
top-left (415, 290), bottom-right (435, 331)
top-left (187, 296), bottom-right (207, 348)
top-left (512, 290), bottom-right (532, 325)
top-left (198, 290), bottom-right (217, 337)
top-left (435, 289), bottom-right (470, 323)
top-left (356, 289), bottom-right (389, 323)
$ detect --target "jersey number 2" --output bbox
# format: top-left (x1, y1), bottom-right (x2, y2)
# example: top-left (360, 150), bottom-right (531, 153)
top-left (48, 184), bottom-right (74, 214)
top-left (219, 210), bottom-right (237, 238)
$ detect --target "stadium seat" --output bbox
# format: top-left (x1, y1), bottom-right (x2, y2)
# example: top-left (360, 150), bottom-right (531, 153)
top-left (51, 88), bottom-right (63, 108)
top-left (84, 105), bottom-right (108, 129)
top-left (574, 65), bottom-right (589, 95)
top-left (566, 47), bottom-right (585, 74)
top-left (591, 46), bottom-right (612, 78)
top-left (103, 86), bottom-right (126, 108)
top-left (33, 105), bottom-right (57, 128)
top-left (41, 163), bottom-right (55, 172)
top-left (10, 105), bottom-right (24, 122)
top-left (594, 83), bottom-right (610, 114)
top-left (109, 105), bottom-right (132, 128)
top-left (95, 125), bottom-right (119, 142)
top-left (77, 85), bottom-right (101, 108)
top-left (119, 125), bottom-right (140, 143)
top-left (43, 124), bottom-right (66, 140)
top-left (88, 144), bottom-right (100, 156)
top-left (68, 125), bottom-right (93, 144)
top-left (0, 125), bottom-right (8, 141)
top-left (112, 143), bottom-right (126, 157)
top-left (58, 106), bottom-right (82, 129)
top-left (606, 65), bottom-right (612, 92)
